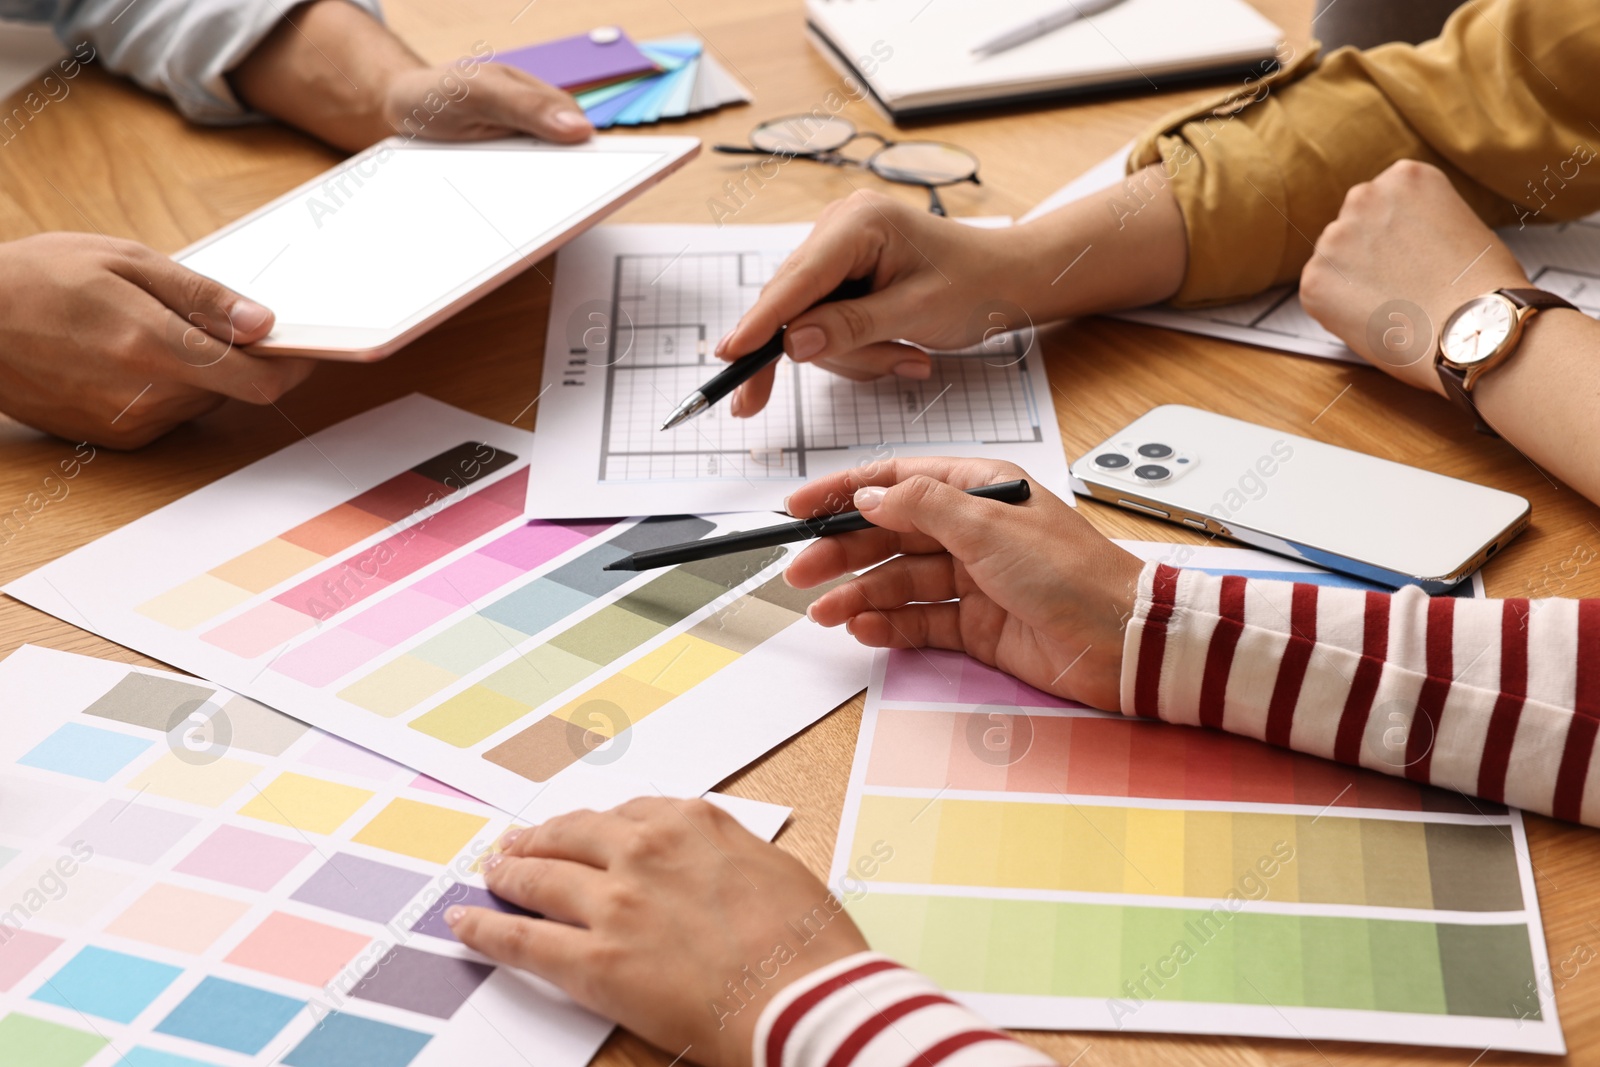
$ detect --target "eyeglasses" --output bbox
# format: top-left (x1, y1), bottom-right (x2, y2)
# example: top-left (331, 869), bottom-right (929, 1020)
top-left (713, 115), bottom-right (980, 216)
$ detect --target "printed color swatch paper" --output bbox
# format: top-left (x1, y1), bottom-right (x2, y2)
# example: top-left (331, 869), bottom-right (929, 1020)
top-left (828, 544), bottom-right (1562, 1053)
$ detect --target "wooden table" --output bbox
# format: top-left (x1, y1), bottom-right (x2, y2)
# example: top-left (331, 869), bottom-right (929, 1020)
top-left (2, 1), bottom-right (1597, 1064)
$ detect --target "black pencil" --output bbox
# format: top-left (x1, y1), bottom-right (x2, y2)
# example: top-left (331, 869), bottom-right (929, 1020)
top-left (602, 480), bottom-right (1032, 572)
top-left (658, 275), bottom-right (875, 431)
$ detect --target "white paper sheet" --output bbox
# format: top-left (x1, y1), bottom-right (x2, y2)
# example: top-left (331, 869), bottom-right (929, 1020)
top-left (0, 645), bottom-right (788, 1067)
top-left (1023, 147), bottom-right (1600, 363)
top-left (827, 542), bottom-right (1560, 1052)
top-left (5, 395), bottom-right (870, 817)
top-left (527, 224), bottom-right (1073, 518)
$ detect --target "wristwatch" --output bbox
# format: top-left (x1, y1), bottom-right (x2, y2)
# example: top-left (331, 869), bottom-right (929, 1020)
top-left (1436, 287), bottom-right (1578, 436)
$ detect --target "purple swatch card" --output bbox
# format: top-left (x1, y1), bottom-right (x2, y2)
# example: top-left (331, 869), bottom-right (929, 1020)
top-left (498, 29), bottom-right (658, 91)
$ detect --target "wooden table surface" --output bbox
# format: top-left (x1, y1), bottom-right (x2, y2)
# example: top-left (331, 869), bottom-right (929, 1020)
top-left (2, 1), bottom-right (1597, 1064)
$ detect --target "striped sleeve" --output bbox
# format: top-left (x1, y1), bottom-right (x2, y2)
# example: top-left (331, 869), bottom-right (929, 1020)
top-left (1120, 562), bottom-right (1600, 824)
top-left (753, 953), bottom-right (1058, 1067)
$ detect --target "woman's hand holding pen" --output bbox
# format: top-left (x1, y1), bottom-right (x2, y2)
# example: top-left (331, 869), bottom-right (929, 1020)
top-left (713, 191), bottom-right (1034, 417)
top-left (784, 458), bottom-right (1144, 712)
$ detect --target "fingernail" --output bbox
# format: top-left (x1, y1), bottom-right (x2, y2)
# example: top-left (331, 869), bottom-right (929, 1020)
top-left (552, 109), bottom-right (591, 133)
top-left (788, 325), bottom-right (825, 361)
top-left (781, 494), bottom-right (793, 513)
top-left (715, 330), bottom-right (734, 357)
top-left (806, 602), bottom-right (820, 622)
top-left (730, 387), bottom-right (748, 418)
top-left (230, 298), bottom-right (271, 334)
top-left (894, 360), bottom-right (932, 380)
top-left (499, 828), bottom-right (521, 849)
top-left (445, 906), bottom-right (466, 927)
top-left (483, 853), bottom-right (504, 873)
top-left (854, 486), bottom-right (886, 510)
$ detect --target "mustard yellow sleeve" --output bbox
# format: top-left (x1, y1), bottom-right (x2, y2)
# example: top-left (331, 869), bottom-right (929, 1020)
top-left (1129, 0), bottom-right (1600, 306)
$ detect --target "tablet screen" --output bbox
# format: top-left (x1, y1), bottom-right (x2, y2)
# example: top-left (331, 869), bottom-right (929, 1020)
top-left (179, 145), bottom-right (670, 332)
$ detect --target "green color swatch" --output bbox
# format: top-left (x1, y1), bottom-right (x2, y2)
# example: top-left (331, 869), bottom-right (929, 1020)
top-left (847, 894), bottom-right (1537, 1019)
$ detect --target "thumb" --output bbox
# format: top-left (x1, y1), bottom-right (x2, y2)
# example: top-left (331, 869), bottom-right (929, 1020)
top-left (119, 254), bottom-right (274, 362)
top-left (473, 65), bottom-right (593, 142)
top-left (852, 475), bottom-right (1010, 561)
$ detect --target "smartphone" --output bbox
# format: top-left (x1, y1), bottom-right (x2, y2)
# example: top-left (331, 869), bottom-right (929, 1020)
top-left (1069, 405), bottom-right (1530, 592)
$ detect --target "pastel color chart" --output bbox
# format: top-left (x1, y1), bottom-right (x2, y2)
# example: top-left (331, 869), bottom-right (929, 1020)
top-left (0, 646), bottom-right (620, 1067)
top-left (6, 396), bottom-right (873, 814)
top-left (828, 549), bottom-right (1562, 1053)
top-left (138, 442), bottom-right (518, 634)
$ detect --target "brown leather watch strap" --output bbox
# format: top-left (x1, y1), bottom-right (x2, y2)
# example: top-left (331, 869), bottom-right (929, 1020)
top-left (1437, 360), bottom-right (1492, 434)
top-left (1500, 288), bottom-right (1579, 313)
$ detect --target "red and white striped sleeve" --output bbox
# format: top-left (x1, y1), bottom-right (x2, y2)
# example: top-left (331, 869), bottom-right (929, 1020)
top-left (1120, 561), bottom-right (1600, 824)
top-left (753, 953), bottom-right (1058, 1067)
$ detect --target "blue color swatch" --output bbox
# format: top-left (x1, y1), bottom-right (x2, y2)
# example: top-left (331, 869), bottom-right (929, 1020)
top-left (19, 723), bottom-right (152, 782)
top-left (116, 1049), bottom-right (221, 1067)
top-left (155, 977), bottom-right (303, 1054)
top-left (283, 1012), bottom-right (432, 1067)
top-left (32, 946), bottom-right (182, 1023)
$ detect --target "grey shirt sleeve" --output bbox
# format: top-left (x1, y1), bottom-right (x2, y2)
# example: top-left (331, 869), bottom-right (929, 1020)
top-left (34, 0), bottom-right (384, 124)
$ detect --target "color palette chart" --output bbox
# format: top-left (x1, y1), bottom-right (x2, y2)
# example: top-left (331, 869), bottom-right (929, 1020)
top-left (6, 395), bottom-right (872, 815)
top-left (0, 645), bottom-right (616, 1067)
top-left (828, 545), bottom-right (1562, 1053)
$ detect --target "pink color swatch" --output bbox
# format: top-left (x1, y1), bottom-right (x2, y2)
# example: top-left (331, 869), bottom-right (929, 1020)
top-left (409, 774), bottom-right (478, 802)
top-left (270, 519), bottom-right (614, 687)
top-left (173, 824), bottom-right (314, 891)
top-left (225, 911), bottom-right (371, 985)
top-left (0, 928), bottom-right (62, 992)
top-left (881, 648), bottom-right (1074, 708)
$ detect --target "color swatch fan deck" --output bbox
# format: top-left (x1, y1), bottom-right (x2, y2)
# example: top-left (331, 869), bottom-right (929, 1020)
top-left (0, 645), bottom-right (625, 1067)
top-left (829, 544), bottom-right (1562, 1053)
top-left (4, 395), bottom-right (871, 815)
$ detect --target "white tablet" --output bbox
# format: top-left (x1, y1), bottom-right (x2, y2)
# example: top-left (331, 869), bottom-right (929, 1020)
top-left (175, 135), bottom-right (700, 360)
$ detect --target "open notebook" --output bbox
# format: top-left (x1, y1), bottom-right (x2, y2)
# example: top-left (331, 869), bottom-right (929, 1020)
top-left (806, 0), bottom-right (1283, 120)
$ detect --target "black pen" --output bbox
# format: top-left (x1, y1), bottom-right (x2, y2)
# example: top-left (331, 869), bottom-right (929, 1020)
top-left (659, 275), bottom-right (875, 431)
top-left (603, 480), bottom-right (1032, 572)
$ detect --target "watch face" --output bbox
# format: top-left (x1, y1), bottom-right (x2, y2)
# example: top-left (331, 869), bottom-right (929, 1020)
top-left (1442, 294), bottom-right (1517, 366)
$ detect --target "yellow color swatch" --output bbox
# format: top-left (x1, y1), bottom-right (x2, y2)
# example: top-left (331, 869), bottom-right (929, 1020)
top-left (127, 752), bottom-right (263, 808)
top-left (209, 538), bottom-right (324, 594)
top-left (620, 635), bottom-right (739, 695)
top-left (1122, 808), bottom-right (1186, 896)
top-left (238, 772), bottom-right (374, 834)
top-left (553, 674), bottom-right (671, 734)
top-left (850, 795), bottom-right (941, 883)
top-left (353, 798), bottom-right (488, 863)
top-left (136, 574), bottom-right (252, 630)
top-left (409, 687), bottom-right (529, 748)
top-left (1181, 809), bottom-right (1236, 899)
top-left (340, 656), bottom-right (461, 717)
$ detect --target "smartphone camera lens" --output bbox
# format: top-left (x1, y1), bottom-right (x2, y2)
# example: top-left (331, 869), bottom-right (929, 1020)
top-left (1094, 453), bottom-right (1130, 469)
top-left (1137, 443), bottom-right (1174, 459)
top-left (1135, 464), bottom-right (1171, 481)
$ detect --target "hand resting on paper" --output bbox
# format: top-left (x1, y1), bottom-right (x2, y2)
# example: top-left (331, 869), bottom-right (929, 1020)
top-left (447, 797), bottom-right (868, 1067)
top-left (783, 457), bottom-right (1143, 712)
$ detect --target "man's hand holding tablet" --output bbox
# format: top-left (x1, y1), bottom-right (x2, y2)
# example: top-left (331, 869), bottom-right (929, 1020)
top-left (0, 0), bottom-right (631, 448)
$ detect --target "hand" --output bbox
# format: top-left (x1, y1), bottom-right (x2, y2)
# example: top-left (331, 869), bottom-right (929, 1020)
top-left (714, 191), bottom-right (1038, 417)
top-left (785, 458), bottom-right (1143, 711)
top-left (0, 233), bottom-right (315, 448)
top-left (449, 798), bottom-right (868, 1067)
top-left (1299, 160), bottom-right (1532, 393)
top-left (231, 1), bottom-right (593, 151)
top-left (381, 60), bottom-right (593, 144)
